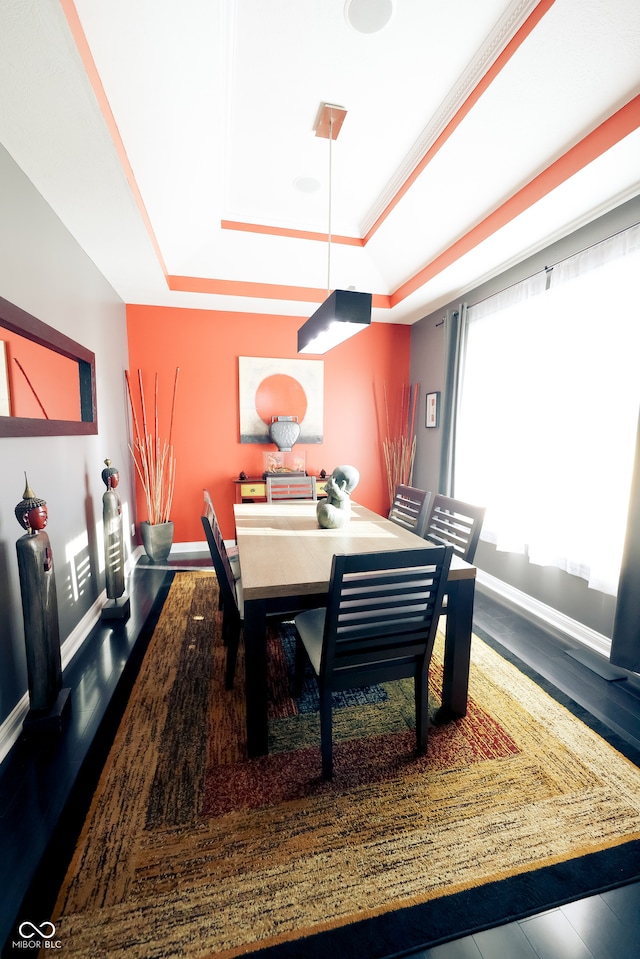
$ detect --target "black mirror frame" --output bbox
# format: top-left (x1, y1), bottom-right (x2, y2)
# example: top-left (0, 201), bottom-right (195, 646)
top-left (0, 295), bottom-right (97, 437)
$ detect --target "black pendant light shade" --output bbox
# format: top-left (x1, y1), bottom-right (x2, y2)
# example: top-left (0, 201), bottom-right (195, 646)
top-left (297, 289), bottom-right (372, 354)
top-left (297, 103), bottom-right (372, 354)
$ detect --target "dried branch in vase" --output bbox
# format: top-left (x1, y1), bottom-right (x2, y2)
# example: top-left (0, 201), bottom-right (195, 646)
top-left (383, 383), bottom-right (418, 508)
top-left (125, 368), bottom-right (180, 525)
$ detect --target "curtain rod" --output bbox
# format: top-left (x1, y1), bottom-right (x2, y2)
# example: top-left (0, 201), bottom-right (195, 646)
top-left (466, 220), bottom-right (639, 311)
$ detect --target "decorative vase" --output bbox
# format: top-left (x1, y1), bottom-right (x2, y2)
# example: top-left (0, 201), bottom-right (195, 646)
top-left (269, 416), bottom-right (301, 452)
top-left (140, 520), bottom-right (174, 563)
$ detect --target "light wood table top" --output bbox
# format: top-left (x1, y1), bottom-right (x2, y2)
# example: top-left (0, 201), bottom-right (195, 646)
top-left (234, 500), bottom-right (477, 756)
top-left (234, 501), bottom-right (476, 601)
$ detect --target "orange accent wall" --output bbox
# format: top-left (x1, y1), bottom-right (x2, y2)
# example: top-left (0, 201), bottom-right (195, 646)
top-left (126, 306), bottom-right (411, 544)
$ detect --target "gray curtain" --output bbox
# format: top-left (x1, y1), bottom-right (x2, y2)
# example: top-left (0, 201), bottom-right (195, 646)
top-left (610, 405), bottom-right (640, 670)
top-left (438, 304), bottom-right (466, 496)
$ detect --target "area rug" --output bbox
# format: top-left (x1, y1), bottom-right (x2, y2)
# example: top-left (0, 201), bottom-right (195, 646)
top-left (51, 570), bottom-right (640, 958)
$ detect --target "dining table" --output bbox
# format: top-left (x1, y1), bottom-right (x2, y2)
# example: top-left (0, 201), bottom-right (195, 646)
top-left (233, 500), bottom-right (477, 757)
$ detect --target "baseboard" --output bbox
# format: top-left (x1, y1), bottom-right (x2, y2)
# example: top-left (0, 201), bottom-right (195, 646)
top-left (0, 534), bottom-right (203, 767)
top-left (0, 588), bottom-right (108, 765)
top-left (60, 592), bottom-right (108, 671)
top-left (477, 569), bottom-right (612, 657)
top-left (0, 693), bottom-right (30, 766)
top-left (0, 548), bottom-right (145, 767)
top-left (60, 544), bottom-right (141, 670)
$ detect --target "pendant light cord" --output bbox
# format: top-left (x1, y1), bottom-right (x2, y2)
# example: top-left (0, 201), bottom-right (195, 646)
top-left (327, 113), bottom-right (333, 294)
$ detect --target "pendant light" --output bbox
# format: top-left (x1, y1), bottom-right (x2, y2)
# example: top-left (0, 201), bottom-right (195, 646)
top-left (297, 103), bottom-right (372, 354)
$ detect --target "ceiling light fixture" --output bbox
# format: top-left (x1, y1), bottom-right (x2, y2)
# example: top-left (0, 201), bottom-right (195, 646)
top-left (344, 0), bottom-right (395, 34)
top-left (297, 103), bottom-right (372, 355)
top-left (294, 176), bottom-right (321, 194)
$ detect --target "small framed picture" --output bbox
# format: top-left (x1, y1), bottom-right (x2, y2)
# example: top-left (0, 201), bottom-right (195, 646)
top-left (425, 391), bottom-right (440, 428)
top-left (0, 341), bottom-right (9, 417)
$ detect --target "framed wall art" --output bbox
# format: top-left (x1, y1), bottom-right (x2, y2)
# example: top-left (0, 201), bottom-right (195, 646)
top-left (0, 341), bottom-right (9, 417)
top-left (425, 391), bottom-right (440, 429)
top-left (239, 356), bottom-right (324, 444)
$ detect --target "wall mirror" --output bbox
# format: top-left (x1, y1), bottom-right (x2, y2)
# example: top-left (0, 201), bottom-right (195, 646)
top-left (0, 295), bottom-right (97, 437)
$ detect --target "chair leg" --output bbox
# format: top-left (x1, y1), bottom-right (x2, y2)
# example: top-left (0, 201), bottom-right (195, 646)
top-left (319, 686), bottom-right (333, 779)
top-left (221, 608), bottom-right (230, 648)
top-left (293, 637), bottom-right (306, 697)
top-left (415, 672), bottom-right (429, 754)
top-left (214, 569), bottom-right (224, 612)
top-left (225, 622), bottom-right (241, 690)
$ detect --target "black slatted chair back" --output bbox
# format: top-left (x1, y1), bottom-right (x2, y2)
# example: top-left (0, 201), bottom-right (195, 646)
top-left (294, 545), bottom-right (453, 778)
top-left (266, 475), bottom-right (317, 501)
top-left (388, 484), bottom-right (431, 537)
top-left (424, 494), bottom-right (485, 562)
top-left (201, 493), bottom-right (241, 688)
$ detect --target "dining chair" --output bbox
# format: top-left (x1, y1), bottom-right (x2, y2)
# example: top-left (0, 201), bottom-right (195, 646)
top-left (203, 488), bottom-right (240, 616)
top-left (203, 489), bottom-right (239, 567)
top-left (266, 474), bottom-right (317, 502)
top-left (388, 484), bottom-right (431, 537)
top-left (201, 494), bottom-right (243, 689)
top-left (293, 545), bottom-right (453, 779)
top-left (424, 494), bottom-right (485, 563)
top-left (201, 491), bottom-right (305, 689)
top-left (423, 494), bottom-right (485, 627)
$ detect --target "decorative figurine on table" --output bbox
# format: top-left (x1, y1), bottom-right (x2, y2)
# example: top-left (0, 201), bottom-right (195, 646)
top-left (101, 458), bottom-right (130, 621)
top-left (15, 475), bottom-right (70, 732)
top-left (316, 465), bottom-right (360, 529)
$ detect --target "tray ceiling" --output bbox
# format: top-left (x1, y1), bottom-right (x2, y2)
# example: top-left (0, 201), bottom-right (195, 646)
top-left (0, 0), bottom-right (638, 325)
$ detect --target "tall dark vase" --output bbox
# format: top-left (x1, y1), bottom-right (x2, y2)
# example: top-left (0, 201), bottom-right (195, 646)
top-left (140, 520), bottom-right (174, 563)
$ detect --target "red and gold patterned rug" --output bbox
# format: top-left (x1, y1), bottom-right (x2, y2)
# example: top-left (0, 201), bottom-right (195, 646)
top-left (50, 570), bottom-right (640, 958)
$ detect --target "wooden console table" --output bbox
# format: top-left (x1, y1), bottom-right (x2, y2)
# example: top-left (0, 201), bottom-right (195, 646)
top-left (234, 476), bottom-right (328, 503)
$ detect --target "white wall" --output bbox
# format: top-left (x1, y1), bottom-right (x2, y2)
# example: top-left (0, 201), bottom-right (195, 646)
top-left (0, 144), bottom-right (134, 729)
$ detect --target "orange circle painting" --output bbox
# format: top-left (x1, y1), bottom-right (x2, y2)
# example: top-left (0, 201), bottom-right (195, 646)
top-left (255, 374), bottom-right (308, 426)
top-left (239, 357), bottom-right (323, 444)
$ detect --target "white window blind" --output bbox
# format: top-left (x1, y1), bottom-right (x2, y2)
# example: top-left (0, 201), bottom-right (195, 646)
top-left (454, 223), bottom-right (640, 596)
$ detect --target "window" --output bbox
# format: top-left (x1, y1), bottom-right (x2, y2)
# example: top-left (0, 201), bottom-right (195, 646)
top-left (454, 223), bottom-right (640, 596)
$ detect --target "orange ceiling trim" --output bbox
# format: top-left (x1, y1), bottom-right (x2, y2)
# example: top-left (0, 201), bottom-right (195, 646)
top-left (167, 275), bottom-right (391, 308)
top-left (364, 0), bottom-right (557, 245)
top-left (391, 95), bottom-right (640, 306)
top-left (222, 220), bottom-right (363, 246)
top-left (371, 293), bottom-right (392, 309)
top-left (59, 0), bottom-right (169, 277)
top-left (170, 88), bottom-right (636, 311)
top-left (168, 275), bottom-right (326, 302)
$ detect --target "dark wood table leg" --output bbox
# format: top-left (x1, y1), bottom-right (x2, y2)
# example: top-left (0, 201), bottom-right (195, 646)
top-left (434, 577), bottom-right (475, 723)
top-left (243, 597), bottom-right (268, 756)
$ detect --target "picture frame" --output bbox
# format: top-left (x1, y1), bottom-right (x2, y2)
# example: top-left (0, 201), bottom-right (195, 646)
top-left (425, 391), bottom-right (440, 429)
top-left (0, 341), bottom-right (9, 417)
top-left (0, 295), bottom-right (97, 437)
top-left (238, 356), bottom-right (323, 444)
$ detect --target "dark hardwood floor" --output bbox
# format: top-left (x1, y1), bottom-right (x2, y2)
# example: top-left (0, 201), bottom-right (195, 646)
top-left (399, 590), bottom-right (640, 959)
top-left (0, 561), bottom-right (173, 957)
top-left (1, 556), bottom-right (639, 958)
